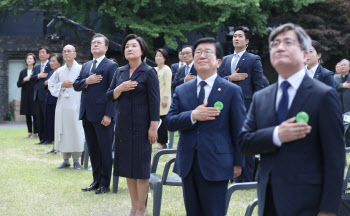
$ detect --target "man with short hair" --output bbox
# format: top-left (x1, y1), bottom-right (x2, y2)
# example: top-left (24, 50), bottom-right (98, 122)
top-left (172, 45), bottom-right (197, 91)
top-left (74, 33), bottom-right (118, 194)
top-left (48, 45), bottom-right (84, 169)
top-left (218, 26), bottom-right (264, 182)
top-left (335, 59), bottom-right (350, 147)
top-left (335, 62), bottom-right (341, 75)
top-left (165, 37), bottom-right (245, 216)
top-left (170, 50), bottom-right (185, 80)
top-left (239, 23), bottom-right (344, 216)
top-left (31, 46), bottom-right (51, 144)
top-left (305, 40), bottom-right (335, 87)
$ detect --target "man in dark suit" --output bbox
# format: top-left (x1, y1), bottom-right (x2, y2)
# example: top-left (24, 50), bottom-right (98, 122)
top-left (239, 23), bottom-right (344, 216)
top-left (170, 50), bottom-right (184, 80)
top-left (165, 37), bottom-right (246, 216)
top-left (74, 33), bottom-right (118, 194)
top-left (218, 26), bottom-right (264, 182)
top-left (172, 45), bottom-right (197, 91)
top-left (30, 46), bottom-right (51, 144)
top-left (305, 40), bottom-right (335, 88)
top-left (335, 59), bottom-right (350, 147)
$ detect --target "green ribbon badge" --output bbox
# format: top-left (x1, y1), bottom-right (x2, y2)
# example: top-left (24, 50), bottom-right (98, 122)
top-left (214, 101), bottom-right (223, 111)
top-left (296, 111), bottom-right (309, 123)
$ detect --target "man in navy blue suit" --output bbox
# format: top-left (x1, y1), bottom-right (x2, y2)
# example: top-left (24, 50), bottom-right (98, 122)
top-left (165, 38), bottom-right (246, 216)
top-left (218, 26), bottom-right (264, 183)
top-left (239, 23), bottom-right (344, 216)
top-left (172, 45), bottom-right (197, 91)
top-left (170, 50), bottom-right (185, 81)
top-left (74, 33), bottom-right (118, 194)
top-left (30, 46), bottom-right (51, 144)
top-left (305, 40), bottom-right (335, 88)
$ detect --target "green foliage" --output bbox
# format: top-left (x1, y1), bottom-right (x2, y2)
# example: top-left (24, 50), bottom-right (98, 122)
top-left (0, 0), bottom-right (323, 50)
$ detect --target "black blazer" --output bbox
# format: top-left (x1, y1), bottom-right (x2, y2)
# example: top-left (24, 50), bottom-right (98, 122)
top-left (335, 73), bottom-right (350, 113)
top-left (30, 62), bottom-right (52, 102)
top-left (171, 65), bottom-right (197, 91)
top-left (239, 74), bottom-right (345, 215)
top-left (313, 64), bottom-right (335, 88)
top-left (74, 57), bottom-right (118, 122)
top-left (17, 68), bottom-right (36, 115)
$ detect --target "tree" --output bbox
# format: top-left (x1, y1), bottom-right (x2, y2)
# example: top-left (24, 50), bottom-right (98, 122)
top-left (0, 0), bottom-right (322, 51)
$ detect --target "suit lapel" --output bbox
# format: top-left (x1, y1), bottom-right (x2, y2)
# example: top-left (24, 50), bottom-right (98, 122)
top-left (267, 83), bottom-right (279, 124)
top-left (225, 54), bottom-right (234, 74)
top-left (207, 76), bottom-right (224, 107)
top-left (130, 62), bottom-right (146, 81)
top-left (95, 57), bottom-right (107, 74)
top-left (287, 74), bottom-right (313, 119)
top-left (188, 79), bottom-right (198, 110)
top-left (236, 51), bottom-right (248, 70)
top-left (313, 65), bottom-right (322, 80)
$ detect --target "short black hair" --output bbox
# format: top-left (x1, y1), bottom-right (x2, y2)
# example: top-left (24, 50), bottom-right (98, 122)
top-left (311, 40), bottom-right (322, 55)
top-left (121, 34), bottom-right (149, 61)
top-left (50, 53), bottom-right (64, 66)
top-left (92, 33), bottom-right (109, 46)
top-left (235, 26), bottom-right (250, 40)
top-left (193, 37), bottom-right (223, 59)
top-left (39, 46), bottom-right (50, 54)
top-left (155, 48), bottom-right (169, 62)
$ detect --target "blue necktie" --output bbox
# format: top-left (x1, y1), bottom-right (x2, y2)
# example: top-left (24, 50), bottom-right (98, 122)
top-left (198, 81), bottom-right (207, 105)
top-left (277, 81), bottom-right (291, 124)
top-left (90, 60), bottom-right (97, 75)
top-left (185, 66), bottom-right (190, 76)
top-left (231, 54), bottom-right (239, 74)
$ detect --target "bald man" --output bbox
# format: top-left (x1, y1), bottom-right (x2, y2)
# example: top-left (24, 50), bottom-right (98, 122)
top-left (48, 45), bottom-right (85, 169)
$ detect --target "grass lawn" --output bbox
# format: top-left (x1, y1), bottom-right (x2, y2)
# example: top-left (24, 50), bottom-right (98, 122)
top-left (3, 128), bottom-right (347, 216)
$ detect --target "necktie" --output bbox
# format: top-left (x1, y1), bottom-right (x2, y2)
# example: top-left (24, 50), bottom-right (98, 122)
top-left (277, 81), bottom-right (291, 124)
top-left (90, 60), bottom-right (97, 75)
top-left (198, 81), bottom-right (207, 105)
top-left (231, 54), bottom-right (239, 74)
top-left (185, 66), bottom-right (190, 76)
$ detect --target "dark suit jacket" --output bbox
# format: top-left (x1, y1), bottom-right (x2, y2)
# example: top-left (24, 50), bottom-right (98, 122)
top-left (239, 74), bottom-right (345, 216)
top-left (165, 76), bottom-right (246, 181)
top-left (17, 68), bottom-right (36, 115)
top-left (313, 64), bottom-right (335, 88)
top-left (73, 57), bottom-right (118, 122)
top-left (171, 65), bottom-right (197, 91)
top-left (45, 70), bottom-right (57, 105)
top-left (31, 62), bottom-right (52, 102)
top-left (170, 63), bottom-right (179, 78)
top-left (218, 51), bottom-right (264, 111)
top-left (334, 74), bottom-right (350, 113)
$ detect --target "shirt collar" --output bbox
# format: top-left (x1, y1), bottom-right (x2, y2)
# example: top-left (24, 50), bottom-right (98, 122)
top-left (41, 60), bottom-right (49, 66)
top-left (234, 50), bottom-right (246, 57)
top-left (186, 61), bottom-right (194, 68)
top-left (197, 73), bottom-right (217, 88)
top-left (278, 68), bottom-right (306, 91)
top-left (93, 55), bottom-right (105, 64)
top-left (306, 64), bottom-right (319, 74)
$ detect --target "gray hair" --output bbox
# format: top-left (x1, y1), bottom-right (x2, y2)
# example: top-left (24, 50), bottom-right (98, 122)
top-left (92, 33), bottom-right (109, 46)
top-left (268, 23), bottom-right (311, 52)
top-left (340, 59), bottom-right (350, 66)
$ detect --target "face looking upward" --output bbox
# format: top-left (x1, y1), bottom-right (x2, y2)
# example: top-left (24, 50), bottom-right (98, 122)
top-left (91, 37), bottom-right (108, 58)
top-left (232, 30), bottom-right (249, 51)
top-left (124, 39), bottom-right (143, 61)
top-left (306, 46), bottom-right (320, 68)
top-left (194, 43), bottom-right (221, 78)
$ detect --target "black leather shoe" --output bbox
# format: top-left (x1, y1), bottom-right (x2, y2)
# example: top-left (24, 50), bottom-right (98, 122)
top-left (56, 162), bottom-right (70, 169)
top-left (82, 181), bottom-right (100, 191)
top-left (35, 140), bottom-right (46, 145)
top-left (43, 140), bottom-right (53, 145)
top-left (95, 186), bottom-right (110, 194)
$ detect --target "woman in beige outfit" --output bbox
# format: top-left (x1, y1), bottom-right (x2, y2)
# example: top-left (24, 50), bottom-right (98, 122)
top-left (154, 49), bottom-right (172, 149)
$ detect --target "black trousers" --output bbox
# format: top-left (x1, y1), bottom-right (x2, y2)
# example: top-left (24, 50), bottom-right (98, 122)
top-left (35, 100), bottom-right (46, 141)
top-left (157, 115), bottom-right (168, 144)
top-left (182, 152), bottom-right (228, 216)
top-left (263, 183), bottom-right (278, 216)
top-left (25, 115), bottom-right (38, 134)
top-left (45, 103), bottom-right (56, 142)
top-left (235, 155), bottom-right (255, 182)
top-left (82, 117), bottom-right (114, 187)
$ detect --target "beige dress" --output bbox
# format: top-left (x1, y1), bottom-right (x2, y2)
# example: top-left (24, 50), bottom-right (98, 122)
top-left (155, 65), bottom-right (172, 116)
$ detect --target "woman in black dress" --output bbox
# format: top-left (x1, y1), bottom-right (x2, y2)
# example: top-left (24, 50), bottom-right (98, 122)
top-left (17, 53), bottom-right (38, 138)
top-left (106, 34), bottom-right (159, 216)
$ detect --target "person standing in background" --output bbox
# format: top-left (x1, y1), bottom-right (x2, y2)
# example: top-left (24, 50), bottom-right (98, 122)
top-left (17, 53), bottom-right (38, 139)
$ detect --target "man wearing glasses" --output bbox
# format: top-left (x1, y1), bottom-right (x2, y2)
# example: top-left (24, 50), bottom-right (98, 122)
top-left (74, 33), bottom-right (118, 194)
top-left (172, 45), bottom-right (197, 91)
top-left (165, 37), bottom-right (246, 216)
top-left (239, 23), bottom-right (344, 216)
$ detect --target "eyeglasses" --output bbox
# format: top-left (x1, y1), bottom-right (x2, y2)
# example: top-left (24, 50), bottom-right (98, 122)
top-left (62, 50), bottom-right (75, 54)
top-left (91, 41), bottom-right (103, 45)
top-left (182, 52), bottom-right (192, 56)
top-left (269, 38), bottom-right (299, 50)
top-left (194, 50), bottom-right (214, 57)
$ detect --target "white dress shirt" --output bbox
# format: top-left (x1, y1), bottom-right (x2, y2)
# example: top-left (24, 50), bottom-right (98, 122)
top-left (305, 64), bottom-right (318, 78)
top-left (90, 55), bottom-right (105, 72)
top-left (273, 68), bottom-right (306, 146)
top-left (190, 73), bottom-right (218, 124)
top-left (230, 50), bottom-right (246, 70)
top-left (184, 61), bottom-right (194, 83)
top-left (38, 60), bottom-right (49, 79)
